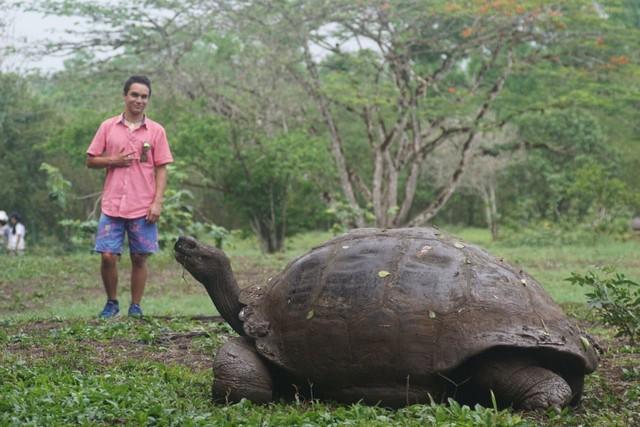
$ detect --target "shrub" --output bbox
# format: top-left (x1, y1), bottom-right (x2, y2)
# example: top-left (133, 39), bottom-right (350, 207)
top-left (567, 269), bottom-right (640, 345)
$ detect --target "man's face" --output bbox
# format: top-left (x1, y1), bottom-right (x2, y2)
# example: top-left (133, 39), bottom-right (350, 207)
top-left (124, 82), bottom-right (150, 116)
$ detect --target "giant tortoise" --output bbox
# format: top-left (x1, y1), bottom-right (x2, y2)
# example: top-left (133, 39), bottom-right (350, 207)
top-left (174, 227), bottom-right (598, 410)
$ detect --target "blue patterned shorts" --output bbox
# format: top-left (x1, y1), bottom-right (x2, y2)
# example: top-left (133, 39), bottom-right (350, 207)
top-left (94, 213), bottom-right (159, 255)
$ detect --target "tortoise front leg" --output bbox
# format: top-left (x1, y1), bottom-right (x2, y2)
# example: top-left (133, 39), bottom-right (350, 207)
top-left (472, 352), bottom-right (572, 410)
top-left (212, 337), bottom-right (274, 403)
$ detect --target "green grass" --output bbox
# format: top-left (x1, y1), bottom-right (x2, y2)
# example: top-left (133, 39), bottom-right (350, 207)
top-left (2, 228), bottom-right (640, 426)
top-left (1, 316), bottom-right (638, 426)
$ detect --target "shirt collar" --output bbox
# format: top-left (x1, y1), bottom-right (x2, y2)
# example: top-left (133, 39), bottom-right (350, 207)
top-left (119, 113), bottom-right (147, 128)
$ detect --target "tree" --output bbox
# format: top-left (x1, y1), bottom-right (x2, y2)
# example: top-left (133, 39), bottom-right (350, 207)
top-left (26, 0), bottom-right (330, 251)
top-left (171, 110), bottom-right (332, 252)
top-left (495, 108), bottom-right (636, 233)
top-left (458, 126), bottom-right (520, 240)
top-left (22, 0), bottom-right (640, 238)
top-left (0, 73), bottom-right (58, 239)
top-left (225, 0), bottom-right (634, 227)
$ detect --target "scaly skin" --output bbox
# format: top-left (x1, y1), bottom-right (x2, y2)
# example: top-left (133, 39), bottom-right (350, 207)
top-left (471, 353), bottom-right (572, 410)
top-left (212, 337), bottom-right (273, 403)
top-left (174, 236), bottom-right (245, 336)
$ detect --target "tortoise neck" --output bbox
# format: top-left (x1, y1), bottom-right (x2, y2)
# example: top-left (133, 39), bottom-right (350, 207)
top-left (203, 255), bottom-right (245, 336)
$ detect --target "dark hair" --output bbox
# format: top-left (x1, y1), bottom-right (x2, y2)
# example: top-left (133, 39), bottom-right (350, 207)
top-left (9, 212), bottom-right (21, 235)
top-left (123, 75), bottom-right (152, 97)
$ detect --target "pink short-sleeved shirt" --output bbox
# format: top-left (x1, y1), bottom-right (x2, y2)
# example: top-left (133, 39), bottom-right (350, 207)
top-left (87, 114), bottom-right (173, 219)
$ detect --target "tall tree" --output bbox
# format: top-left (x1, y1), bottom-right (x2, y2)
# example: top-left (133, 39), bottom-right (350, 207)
top-left (25, 0), bottom-right (639, 233)
top-left (0, 74), bottom-right (58, 238)
top-left (224, 0), bottom-right (633, 227)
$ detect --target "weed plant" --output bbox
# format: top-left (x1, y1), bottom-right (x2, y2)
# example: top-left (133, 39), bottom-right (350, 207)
top-left (567, 269), bottom-right (640, 345)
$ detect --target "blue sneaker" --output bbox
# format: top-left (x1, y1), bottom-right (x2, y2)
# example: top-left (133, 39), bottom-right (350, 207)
top-left (99, 299), bottom-right (119, 319)
top-left (128, 303), bottom-right (143, 318)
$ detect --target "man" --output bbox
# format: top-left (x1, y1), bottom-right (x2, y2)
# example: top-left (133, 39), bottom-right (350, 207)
top-left (86, 75), bottom-right (173, 319)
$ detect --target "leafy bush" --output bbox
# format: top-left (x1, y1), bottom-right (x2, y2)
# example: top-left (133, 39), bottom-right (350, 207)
top-left (567, 269), bottom-right (640, 345)
top-left (158, 187), bottom-right (229, 249)
top-left (59, 218), bottom-right (99, 251)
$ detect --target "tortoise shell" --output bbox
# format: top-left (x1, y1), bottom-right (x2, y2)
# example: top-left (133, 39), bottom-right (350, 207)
top-left (238, 228), bottom-right (598, 389)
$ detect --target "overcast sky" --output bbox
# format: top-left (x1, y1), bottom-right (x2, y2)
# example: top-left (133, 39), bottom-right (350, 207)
top-left (3, 10), bottom-right (78, 72)
top-left (3, 6), bottom-right (377, 73)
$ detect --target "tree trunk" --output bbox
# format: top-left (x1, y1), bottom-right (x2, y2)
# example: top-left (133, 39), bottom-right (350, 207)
top-left (481, 181), bottom-right (500, 241)
top-left (250, 191), bottom-right (285, 252)
top-left (489, 181), bottom-right (499, 240)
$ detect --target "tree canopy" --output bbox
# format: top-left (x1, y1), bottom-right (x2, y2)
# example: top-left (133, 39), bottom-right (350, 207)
top-left (2, 0), bottom-right (638, 249)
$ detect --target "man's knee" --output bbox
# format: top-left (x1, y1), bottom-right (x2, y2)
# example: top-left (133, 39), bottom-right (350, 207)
top-left (101, 252), bottom-right (119, 267)
top-left (130, 253), bottom-right (149, 267)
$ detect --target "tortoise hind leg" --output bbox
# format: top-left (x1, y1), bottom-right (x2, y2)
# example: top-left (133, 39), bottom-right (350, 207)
top-left (212, 337), bottom-right (273, 403)
top-left (471, 351), bottom-right (572, 410)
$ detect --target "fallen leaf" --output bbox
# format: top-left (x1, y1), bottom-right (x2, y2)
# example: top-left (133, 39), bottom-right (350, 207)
top-left (306, 310), bottom-right (314, 320)
top-left (580, 336), bottom-right (590, 350)
top-left (428, 310), bottom-right (437, 319)
top-left (378, 270), bottom-right (391, 278)
top-left (418, 245), bottom-right (432, 256)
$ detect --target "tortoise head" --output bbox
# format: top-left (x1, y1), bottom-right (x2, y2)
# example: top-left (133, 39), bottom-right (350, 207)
top-left (174, 236), bottom-right (229, 285)
top-left (174, 236), bottom-right (245, 335)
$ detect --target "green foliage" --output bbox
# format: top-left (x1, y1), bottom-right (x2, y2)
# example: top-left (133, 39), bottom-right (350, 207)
top-left (498, 108), bottom-right (639, 239)
top-left (4, 0), bottom-right (640, 249)
top-left (567, 269), bottom-right (640, 345)
top-left (2, 314), bottom-right (533, 425)
top-left (172, 111), bottom-right (333, 252)
top-left (40, 162), bottom-right (73, 209)
top-left (565, 160), bottom-right (639, 233)
top-left (159, 186), bottom-right (229, 249)
top-left (58, 218), bottom-right (98, 250)
top-left (0, 73), bottom-right (58, 238)
top-left (0, 356), bottom-right (531, 426)
top-left (325, 200), bottom-right (375, 235)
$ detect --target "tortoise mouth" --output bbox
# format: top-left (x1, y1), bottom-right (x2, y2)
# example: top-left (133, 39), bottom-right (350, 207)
top-left (174, 250), bottom-right (187, 266)
top-left (174, 236), bottom-right (199, 267)
top-left (174, 236), bottom-right (222, 274)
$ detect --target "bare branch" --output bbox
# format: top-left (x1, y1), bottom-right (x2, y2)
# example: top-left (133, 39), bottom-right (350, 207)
top-left (408, 48), bottom-right (514, 226)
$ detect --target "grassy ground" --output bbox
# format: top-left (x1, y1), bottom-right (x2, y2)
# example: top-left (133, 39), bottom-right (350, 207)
top-left (1, 228), bottom-right (639, 426)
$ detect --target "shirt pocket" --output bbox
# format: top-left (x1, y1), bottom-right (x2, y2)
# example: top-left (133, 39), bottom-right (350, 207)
top-left (136, 138), bottom-right (154, 165)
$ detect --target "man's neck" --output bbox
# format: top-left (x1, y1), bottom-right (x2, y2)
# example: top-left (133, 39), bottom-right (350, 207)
top-left (123, 112), bottom-right (144, 123)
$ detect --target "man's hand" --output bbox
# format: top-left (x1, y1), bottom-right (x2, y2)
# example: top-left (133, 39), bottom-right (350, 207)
top-left (146, 201), bottom-right (162, 223)
top-left (109, 150), bottom-right (136, 168)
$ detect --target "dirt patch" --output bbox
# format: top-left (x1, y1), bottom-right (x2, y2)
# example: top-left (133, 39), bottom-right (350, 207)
top-left (3, 316), bottom-right (229, 373)
top-left (87, 335), bottom-right (215, 372)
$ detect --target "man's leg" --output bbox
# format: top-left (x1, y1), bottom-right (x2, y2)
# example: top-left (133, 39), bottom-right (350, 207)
top-left (130, 253), bottom-right (148, 305)
top-left (94, 214), bottom-right (125, 318)
top-left (101, 252), bottom-right (119, 300)
top-left (126, 217), bottom-right (158, 316)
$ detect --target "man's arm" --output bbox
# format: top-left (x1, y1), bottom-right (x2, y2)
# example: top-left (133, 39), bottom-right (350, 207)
top-left (86, 150), bottom-right (136, 169)
top-left (146, 164), bottom-right (168, 223)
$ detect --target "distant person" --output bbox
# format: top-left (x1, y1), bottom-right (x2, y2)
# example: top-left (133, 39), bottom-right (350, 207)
top-left (86, 75), bottom-right (173, 319)
top-left (0, 210), bottom-right (9, 253)
top-left (7, 212), bottom-right (26, 255)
